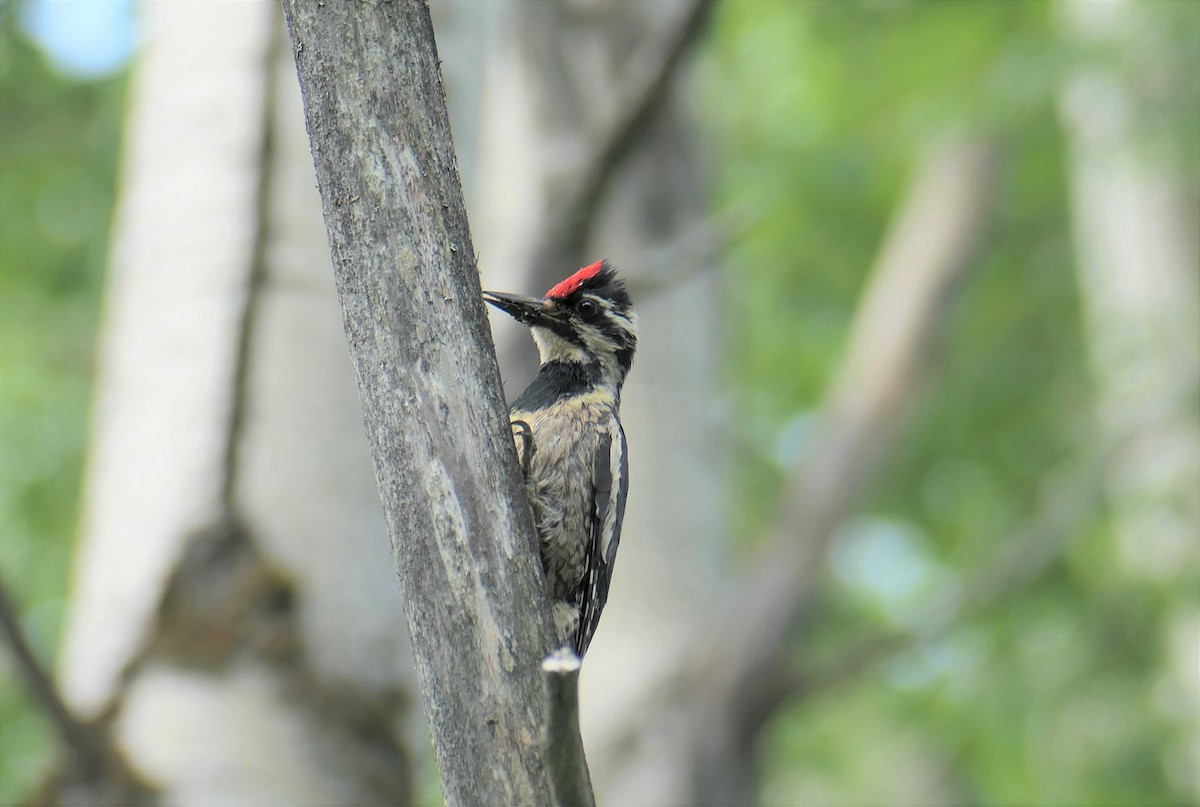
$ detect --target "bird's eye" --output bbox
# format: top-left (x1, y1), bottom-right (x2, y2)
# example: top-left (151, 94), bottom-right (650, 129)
top-left (577, 299), bottom-right (599, 318)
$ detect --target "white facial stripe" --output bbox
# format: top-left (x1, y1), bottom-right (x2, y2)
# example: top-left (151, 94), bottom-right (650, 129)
top-left (532, 327), bottom-right (590, 364)
top-left (529, 297), bottom-right (637, 389)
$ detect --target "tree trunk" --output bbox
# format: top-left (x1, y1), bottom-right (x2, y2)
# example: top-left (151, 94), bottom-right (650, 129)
top-left (279, 1), bottom-right (556, 804)
top-left (1060, 0), bottom-right (1200, 583)
top-left (1059, 9), bottom-right (1200, 803)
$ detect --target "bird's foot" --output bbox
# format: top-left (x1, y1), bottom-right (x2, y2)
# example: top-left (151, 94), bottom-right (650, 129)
top-left (511, 419), bottom-right (535, 476)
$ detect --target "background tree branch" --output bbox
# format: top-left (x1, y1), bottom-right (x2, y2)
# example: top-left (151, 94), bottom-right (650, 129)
top-left (696, 136), bottom-right (993, 725)
top-left (598, 137), bottom-right (1001, 805)
top-left (790, 441), bottom-right (1115, 703)
top-left (692, 139), bottom-right (1000, 759)
top-left (0, 574), bottom-right (97, 779)
top-left (280, 2), bottom-right (556, 804)
top-left (0, 573), bottom-right (152, 804)
top-left (527, 0), bottom-right (717, 290)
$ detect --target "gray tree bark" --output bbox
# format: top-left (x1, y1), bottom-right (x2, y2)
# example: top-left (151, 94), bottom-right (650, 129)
top-left (279, 2), bottom-right (556, 804)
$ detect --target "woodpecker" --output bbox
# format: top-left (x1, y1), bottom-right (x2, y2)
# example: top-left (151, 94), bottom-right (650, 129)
top-left (483, 261), bottom-right (636, 657)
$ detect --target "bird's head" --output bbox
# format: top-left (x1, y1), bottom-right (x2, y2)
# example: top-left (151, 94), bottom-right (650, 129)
top-left (483, 261), bottom-right (638, 390)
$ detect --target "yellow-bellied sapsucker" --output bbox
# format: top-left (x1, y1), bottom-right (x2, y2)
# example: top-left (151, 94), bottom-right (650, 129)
top-left (483, 261), bottom-right (637, 657)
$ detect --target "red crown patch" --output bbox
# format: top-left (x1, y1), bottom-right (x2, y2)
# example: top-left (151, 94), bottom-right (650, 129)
top-left (545, 260), bottom-right (604, 300)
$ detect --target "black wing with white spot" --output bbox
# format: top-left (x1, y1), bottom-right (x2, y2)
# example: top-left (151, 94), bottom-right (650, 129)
top-left (574, 425), bottom-right (629, 657)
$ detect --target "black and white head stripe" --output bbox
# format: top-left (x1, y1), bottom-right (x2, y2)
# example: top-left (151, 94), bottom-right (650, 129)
top-left (541, 261), bottom-right (638, 381)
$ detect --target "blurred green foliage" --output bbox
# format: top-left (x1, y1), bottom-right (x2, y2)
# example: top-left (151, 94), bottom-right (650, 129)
top-left (702, 1), bottom-right (1197, 804)
top-left (0, 4), bottom-right (126, 801)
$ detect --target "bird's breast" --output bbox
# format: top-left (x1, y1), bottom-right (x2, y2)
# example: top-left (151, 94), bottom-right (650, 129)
top-left (509, 396), bottom-right (618, 598)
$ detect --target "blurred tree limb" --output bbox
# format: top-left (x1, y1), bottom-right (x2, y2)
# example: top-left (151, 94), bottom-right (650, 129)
top-left (0, 574), bottom-right (152, 804)
top-left (621, 208), bottom-right (748, 299)
top-left (790, 441), bottom-right (1116, 701)
top-left (528, 0), bottom-right (716, 291)
top-left (598, 137), bottom-right (1001, 805)
top-left (0, 575), bottom-right (92, 779)
top-left (597, 437), bottom-right (1115, 800)
top-left (279, 1), bottom-right (559, 804)
top-left (688, 140), bottom-right (1001, 801)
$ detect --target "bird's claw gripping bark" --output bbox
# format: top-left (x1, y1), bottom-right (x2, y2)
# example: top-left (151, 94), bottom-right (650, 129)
top-left (511, 419), bottom-right (535, 476)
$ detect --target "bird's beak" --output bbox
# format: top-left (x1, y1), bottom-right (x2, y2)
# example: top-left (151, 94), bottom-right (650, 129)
top-left (482, 290), bottom-right (559, 327)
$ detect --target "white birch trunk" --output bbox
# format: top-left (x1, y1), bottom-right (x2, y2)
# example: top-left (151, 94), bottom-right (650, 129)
top-left (1060, 0), bottom-right (1200, 798)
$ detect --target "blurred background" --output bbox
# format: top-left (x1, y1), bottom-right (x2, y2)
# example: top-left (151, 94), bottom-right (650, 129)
top-left (1, 0), bottom-right (1197, 805)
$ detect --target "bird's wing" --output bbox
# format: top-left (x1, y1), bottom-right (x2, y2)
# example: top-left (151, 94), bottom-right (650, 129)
top-left (574, 424), bottom-right (629, 657)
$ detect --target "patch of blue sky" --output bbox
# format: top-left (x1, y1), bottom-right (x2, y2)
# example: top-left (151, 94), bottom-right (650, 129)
top-left (19, 0), bottom-right (137, 80)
